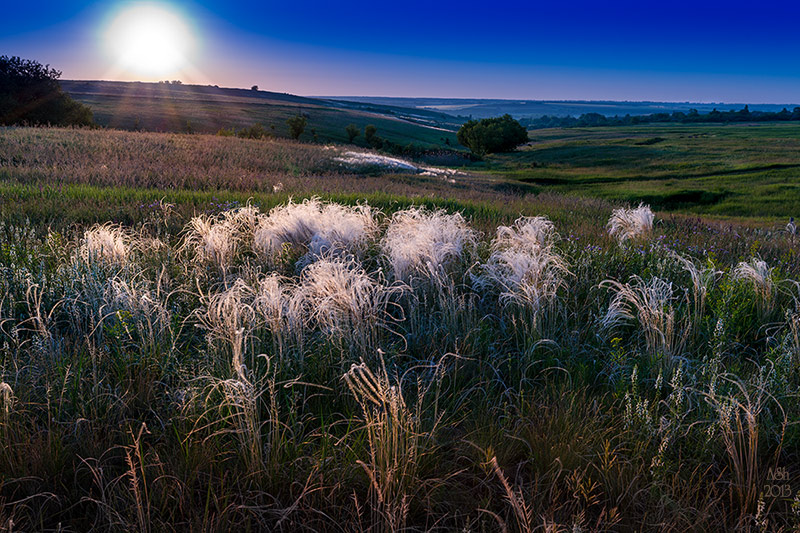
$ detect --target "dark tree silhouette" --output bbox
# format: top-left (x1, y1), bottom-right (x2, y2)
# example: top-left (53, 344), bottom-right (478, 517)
top-left (345, 123), bottom-right (360, 143)
top-left (457, 114), bottom-right (528, 155)
top-left (286, 114), bottom-right (307, 140)
top-left (0, 56), bottom-right (93, 126)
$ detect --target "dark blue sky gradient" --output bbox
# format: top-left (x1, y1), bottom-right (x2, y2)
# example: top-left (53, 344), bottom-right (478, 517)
top-left (2, 0), bottom-right (799, 102)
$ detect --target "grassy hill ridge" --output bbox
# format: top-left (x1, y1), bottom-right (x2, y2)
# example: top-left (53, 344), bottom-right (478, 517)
top-left (60, 80), bottom-right (462, 146)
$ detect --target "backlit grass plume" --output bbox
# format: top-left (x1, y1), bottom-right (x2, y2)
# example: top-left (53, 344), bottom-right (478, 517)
top-left (197, 278), bottom-right (256, 378)
top-left (607, 204), bottom-right (654, 243)
top-left (474, 216), bottom-right (570, 315)
top-left (300, 256), bottom-right (400, 357)
top-left (183, 214), bottom-right (239, 274)
top-left (253, 198), bottom-right (378, 266)
top-left (381, 206), bottom-right (477, 283)
top-left (79, 223), bottom-right (131, 266)
top-left (253, 273), bottom-right (306, 360)
top-left (733, 257), bottom-right (775, 316)
top-left (601, 275), bottom-right (689, 365)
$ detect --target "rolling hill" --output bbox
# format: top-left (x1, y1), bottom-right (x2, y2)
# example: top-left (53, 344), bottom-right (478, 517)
top-left (60, 80), bottom-right (462, 146)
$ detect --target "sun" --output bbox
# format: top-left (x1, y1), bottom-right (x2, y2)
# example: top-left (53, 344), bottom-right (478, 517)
top-left (106, 4), bottom-right (194, 77)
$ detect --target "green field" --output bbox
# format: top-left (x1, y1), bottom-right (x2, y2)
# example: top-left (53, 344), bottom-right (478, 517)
top-left (470, 123), bottom-right (800, 219)
top-left (61, 80), bottom-right (461, 147)
top-left (2, 125), bottom-right (800, 530)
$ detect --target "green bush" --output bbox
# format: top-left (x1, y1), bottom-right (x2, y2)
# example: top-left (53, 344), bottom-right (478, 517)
top-left (345, 123), bottom-right (360, 143)
top-left (237, 124), bottom-right (270, 139)
top-left (286, 114), bottom-right (307, 140)
top-left (456, 114), bottom-right (528, 155)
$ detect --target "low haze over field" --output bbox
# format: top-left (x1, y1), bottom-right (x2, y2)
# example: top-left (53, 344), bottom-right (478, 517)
top-left (2, 0), bottom-right (800, 102)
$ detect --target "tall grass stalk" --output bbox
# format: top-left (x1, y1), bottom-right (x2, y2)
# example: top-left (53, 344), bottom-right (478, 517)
top-left (344, 355), bottom-right (445, 532)
top-left (705, 371), bottom-right (786, 519)
top-left (601, 276), bottom-right (689, 367)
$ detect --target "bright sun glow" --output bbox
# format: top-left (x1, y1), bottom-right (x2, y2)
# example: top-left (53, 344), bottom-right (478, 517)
top-left (106, 4), bottom-right (194, 77)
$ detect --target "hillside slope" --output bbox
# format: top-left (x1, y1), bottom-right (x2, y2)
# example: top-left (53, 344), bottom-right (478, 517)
top-left (61, 80), bottom-right (461, 146)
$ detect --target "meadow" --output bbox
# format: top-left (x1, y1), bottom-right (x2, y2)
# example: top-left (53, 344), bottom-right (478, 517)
top-left (475, 123), bottom-right (800, 219)
top-left (1, 126), bottom-right (800, 531)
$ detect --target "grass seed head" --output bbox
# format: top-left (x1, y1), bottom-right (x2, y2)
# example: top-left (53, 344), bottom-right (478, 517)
top-left (607, 204), bottom-right (654, 244)
top-left (381, 206), bottom-right (477, 283)
top-left (253, 198), bottom-right (378, 266)
top-left (80, 223), bottom-right (131, 266)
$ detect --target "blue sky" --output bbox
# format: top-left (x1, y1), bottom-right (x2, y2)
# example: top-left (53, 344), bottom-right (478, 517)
top-left (2, 0), bottom-right (799, 102)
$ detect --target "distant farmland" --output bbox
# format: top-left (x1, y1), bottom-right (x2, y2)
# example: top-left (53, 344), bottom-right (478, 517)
top-left (468, 122), bottom-right (800, 219)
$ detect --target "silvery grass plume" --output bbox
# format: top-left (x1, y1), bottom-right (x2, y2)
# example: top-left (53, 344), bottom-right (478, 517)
top-left (0, 382), bottom-right (13, 440)
top-left (733, 257), bottom-right (775, 316)
top-left (0, 381), bottom-right (13, 418)
top-left (473, 216), bottom-right (570, 324)
top-left (253, 198), bottom-right (378, 266)
top-left (221, 204), bottom-right (261, 251)
top-left (79, 223), bottom-right (131, 267)
top-left (494, 215), bottom-right (557, 249)
top-left (381, 206), bottom-right (477, 284)
top-left (196, 278), bottom-right (257, 379)
top-left (253, 273), bottom-right (307, 361)
top-left (299, 256), bottom-right (401, 357)
top-left (182, 213), bottom-right (239, 274)
top-left (607, 204), bottom-right (654, 244)
top-left (671, 252), bottom-right (721, 332)
top-left (601, 275), bottom-right (689, 366)
top-left (105, 276), bottom-right (171, 352)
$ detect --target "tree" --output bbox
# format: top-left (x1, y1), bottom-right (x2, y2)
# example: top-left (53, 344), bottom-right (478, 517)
top-left (345, 123), bottom-right (360, 143)
top-left (251, 85), bottom-right (259, 91)
top-left (0, 55), bottom-right (93, 126)
top-left (286, 114), bottom-right (307, 140)
top-left (364, 124), bottom-right (378, 146)
top-left (456, 114), bottom-right (528, 155)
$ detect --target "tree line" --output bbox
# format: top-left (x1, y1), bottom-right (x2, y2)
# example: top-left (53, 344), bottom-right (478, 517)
top-left (523, 105), bottom-right (800, 129)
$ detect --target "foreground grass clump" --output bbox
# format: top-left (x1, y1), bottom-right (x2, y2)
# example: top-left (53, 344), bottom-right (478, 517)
top-left (1, 195), bottom-right (800, 531)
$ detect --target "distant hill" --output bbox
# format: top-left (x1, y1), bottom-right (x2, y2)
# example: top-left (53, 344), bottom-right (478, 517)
top-left (60, 81), bottom-right (461, 147)
top-left (319, 96), bottom-right (800, 120)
